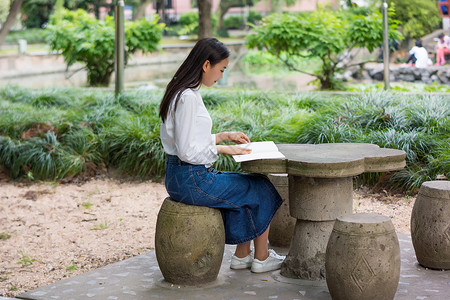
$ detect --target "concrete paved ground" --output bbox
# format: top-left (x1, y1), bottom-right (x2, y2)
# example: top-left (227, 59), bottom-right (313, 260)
top-left (17, 233), bottom-right (450, 300)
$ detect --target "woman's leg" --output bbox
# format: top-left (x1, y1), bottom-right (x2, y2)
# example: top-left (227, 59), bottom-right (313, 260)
top-left (234, 241), bottom-right (251, 258)
top-left (250, 225), bottom-right (285, 273)
top-left (253, 226), bottom-right (270, 261)
top-left (405, 53), bottom-right (415, 64)
top-left (442, 48), bottom-right (450, 64)
top-left (233, 224), bottom-right (271, 260)
top-left (234, 225), bottom-right (272, 260)
top-left (437, 47), bottom-right (444, 65)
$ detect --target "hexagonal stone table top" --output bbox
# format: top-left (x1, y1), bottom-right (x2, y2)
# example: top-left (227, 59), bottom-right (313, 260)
top-left (241, 143), bottom-right (406, 178)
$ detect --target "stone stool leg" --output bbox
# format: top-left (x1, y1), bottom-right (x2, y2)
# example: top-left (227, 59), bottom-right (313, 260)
top-left (268, 174), bottom-right (295, 248)
top-left (325, 213), bottom-right (400, 300)
top-left (411, 180), bottom-right (450, 269)
top-left (155, 198), bottom-right (225, 285)
top-left (281, 176), bottom-right (353, 280)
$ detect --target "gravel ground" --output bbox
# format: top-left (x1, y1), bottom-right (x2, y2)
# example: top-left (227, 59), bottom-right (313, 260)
top-left (0, 178), bottom-right (415, 298)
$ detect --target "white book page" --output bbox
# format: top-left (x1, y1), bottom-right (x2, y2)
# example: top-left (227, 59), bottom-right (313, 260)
top-left (232, 141), bottom-right (285, 163)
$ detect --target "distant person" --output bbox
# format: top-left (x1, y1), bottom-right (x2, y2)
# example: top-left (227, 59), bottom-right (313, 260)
top-left (436, 33), bottom-right (450, 65)
top-left (405, 40), bottom-right (431, 68)
top-left (378, 40), bottom-right (399, 61)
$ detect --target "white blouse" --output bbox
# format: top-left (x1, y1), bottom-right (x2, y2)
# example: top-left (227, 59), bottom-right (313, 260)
top-left (160, 88), bottom-right (218, 166)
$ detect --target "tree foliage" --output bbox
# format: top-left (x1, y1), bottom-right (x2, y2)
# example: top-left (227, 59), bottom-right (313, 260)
top-left (387, 0), bottom-right (441, 40)
top-left (46, 8), bottom-right (164, 87)
top-left (177, 11), bottom-right (217, 36)
top-left (247, 9), bottom-right (403, 90)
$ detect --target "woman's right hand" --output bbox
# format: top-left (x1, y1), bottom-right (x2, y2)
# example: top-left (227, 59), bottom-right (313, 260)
top-left (217, 145), bottom-right (252, 156)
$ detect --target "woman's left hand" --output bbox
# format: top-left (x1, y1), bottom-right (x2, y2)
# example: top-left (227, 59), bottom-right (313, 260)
top-left (228, 132), bottom-right (250, 144)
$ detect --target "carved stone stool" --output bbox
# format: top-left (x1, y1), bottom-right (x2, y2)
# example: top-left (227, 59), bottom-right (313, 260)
top-left (411, 180), bottom-right (450, 269)
top-left (325, 213), bottom-right (400, 300)
top-left (155, 197), bottom-right (225, 285)
top-left (268, 174), bottom-right (295, 248)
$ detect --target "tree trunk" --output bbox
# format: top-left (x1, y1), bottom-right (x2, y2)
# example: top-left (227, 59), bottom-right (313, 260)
top-left (198, 0), bottom-right (212, 39)
top-left (159, 0), bottom-right (166, 24)
top-left (132, 0), bottom-right (153, 21)
top-left (87, 64), bottom-right (114, 87)
top-left (271, 0), bottom-right (283, 14)
top-left (216, 1), bottom-right (232, 31)
top-left (0, 0), bottom-right (24, 48)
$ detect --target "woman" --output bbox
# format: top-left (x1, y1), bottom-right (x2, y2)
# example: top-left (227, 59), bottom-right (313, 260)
top-left (159, 38), bottom-right (284, 273)
top-left (436, 33), bottom-right (450, 66)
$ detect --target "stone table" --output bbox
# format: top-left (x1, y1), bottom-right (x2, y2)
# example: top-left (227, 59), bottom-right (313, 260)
top-left (241, 143), bottom-right (406, 280)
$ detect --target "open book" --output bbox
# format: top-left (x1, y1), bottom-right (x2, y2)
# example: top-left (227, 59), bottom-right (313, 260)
top-left (232, 141), bottom-right (285, 163)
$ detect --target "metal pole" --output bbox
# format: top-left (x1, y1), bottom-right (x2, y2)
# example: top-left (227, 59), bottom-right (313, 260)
top-left (382, 0), bottom-right (390, 90)
top-left (115, 0), bottom-right (125, 96)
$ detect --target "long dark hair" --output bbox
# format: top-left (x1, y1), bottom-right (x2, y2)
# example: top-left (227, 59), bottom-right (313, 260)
top-left (159, 38), bottom-right (230, 122)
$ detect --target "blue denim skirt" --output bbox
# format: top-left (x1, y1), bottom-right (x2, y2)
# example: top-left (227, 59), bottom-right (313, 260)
top-left (164, 155), bottom-right (282, 245)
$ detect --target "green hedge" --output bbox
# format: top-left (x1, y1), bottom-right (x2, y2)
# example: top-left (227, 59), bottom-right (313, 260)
top-left (5, 29), bottom-right (47, 44)
top-left (0, 86), bottom-right (448, 192)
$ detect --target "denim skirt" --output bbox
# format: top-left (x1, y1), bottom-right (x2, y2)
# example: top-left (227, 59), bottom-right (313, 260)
top-left (164, 155), bottom-right (282, 245)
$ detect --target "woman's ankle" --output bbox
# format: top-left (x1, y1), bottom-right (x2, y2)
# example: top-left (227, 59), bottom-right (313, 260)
top-left (254, 249), bottom-right (269, 261)
top-left (234, 244), bottom-right (251, 258)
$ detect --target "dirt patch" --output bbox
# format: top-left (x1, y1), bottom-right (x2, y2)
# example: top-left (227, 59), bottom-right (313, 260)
top-left (0, 179), bottom-right (414, 297)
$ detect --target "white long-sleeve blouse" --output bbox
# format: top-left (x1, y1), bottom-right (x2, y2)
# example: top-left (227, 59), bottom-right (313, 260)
top-left (160, 88), bottom-right (218, 166)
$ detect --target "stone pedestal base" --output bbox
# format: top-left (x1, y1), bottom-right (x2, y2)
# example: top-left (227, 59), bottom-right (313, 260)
top-left (281, 176), bottom-right (353, 280)
top-left (289, 176), bottom-right (353, 221)
top-left (281, 220), bottom-right (334, 279)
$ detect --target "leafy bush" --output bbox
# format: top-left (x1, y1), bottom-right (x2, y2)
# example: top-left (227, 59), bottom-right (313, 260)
top-left (46, 9), bottom-right (164, 87)
top-left (242, 50), bottom-right (321, 75)
top-left (178, 12), bottom-right (199, 27)
top-left (177, 12), bottom-right (217, 36)
top-left (224, 16), bottom-right (244, 29)
top-left (247, 10), bottom-right (263, 25)
top-left (5, 29), bottom-right (47, 44)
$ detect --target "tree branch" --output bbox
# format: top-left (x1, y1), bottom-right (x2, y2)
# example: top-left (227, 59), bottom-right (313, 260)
top-left (278, 55), bottom-right (317, 78)
top-left (0, 0), bottom-right (24, 47)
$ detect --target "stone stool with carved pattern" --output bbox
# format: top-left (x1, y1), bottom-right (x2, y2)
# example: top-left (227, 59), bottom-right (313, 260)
top-left (325, 213), bottom-right (400, 300)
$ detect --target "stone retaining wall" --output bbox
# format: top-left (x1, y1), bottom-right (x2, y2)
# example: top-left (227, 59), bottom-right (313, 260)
top-left (350, 64), bottom-right (450, 84)
top-left (0, 42), bottom-right (245, 80)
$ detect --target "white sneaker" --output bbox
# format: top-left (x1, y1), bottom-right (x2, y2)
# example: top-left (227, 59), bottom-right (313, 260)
top-left (230, 251), bottom-right (253, 270)
top-left (251, 249), bottom-right (285, 273)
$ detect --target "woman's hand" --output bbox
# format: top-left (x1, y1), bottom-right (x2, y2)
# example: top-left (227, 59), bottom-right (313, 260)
top-left (217, 145), bottom-right (252, 155)
top-left (228, 132), bottom-right (251, 144)
top-left (216, 131), bottom-right (250, 144)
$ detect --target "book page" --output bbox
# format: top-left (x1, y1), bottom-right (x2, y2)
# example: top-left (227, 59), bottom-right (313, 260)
top-left (232, 141), bottom-right (285, 163)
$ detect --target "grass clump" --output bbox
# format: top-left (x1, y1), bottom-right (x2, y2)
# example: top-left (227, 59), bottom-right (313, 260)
top-left (0, 232), bottom-right (12, 240)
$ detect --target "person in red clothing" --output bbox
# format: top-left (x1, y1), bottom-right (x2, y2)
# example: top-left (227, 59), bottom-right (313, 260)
top-left (436, 33), bottom-right (450, 65)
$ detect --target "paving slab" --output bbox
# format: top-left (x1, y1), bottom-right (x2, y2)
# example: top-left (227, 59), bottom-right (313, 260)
top-left (18, 233), bottom-right (450, 300)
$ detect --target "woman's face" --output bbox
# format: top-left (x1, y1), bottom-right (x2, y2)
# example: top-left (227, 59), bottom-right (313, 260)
top-left (201, 57), bottom-right (229, 87)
